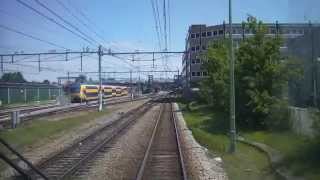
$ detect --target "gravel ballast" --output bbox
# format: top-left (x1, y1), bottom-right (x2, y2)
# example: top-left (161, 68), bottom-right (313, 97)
top-left (173, 103), bottom-right (228, 180)
top-left (0, 99), bottom-right (149, 178)
top-left (74, 104), bottom-right (161, 179)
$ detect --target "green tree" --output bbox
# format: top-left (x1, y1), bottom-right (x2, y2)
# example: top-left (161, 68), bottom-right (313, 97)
top-left (201, 19), bottom-right (302, 130)
top-left (1, 72), bottom-right (27, 83)
top-left (236, 20), bottom-right (302, 129)
top-left (200, 40), bottom-right (230, 113)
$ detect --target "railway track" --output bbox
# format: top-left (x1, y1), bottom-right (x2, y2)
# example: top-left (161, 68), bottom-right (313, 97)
top-left (0, 95), bottom-right (156, 128)
top-left (26, 100), bottom-right (156, 179)
top-left (136, 102), bottom-right (187, 180)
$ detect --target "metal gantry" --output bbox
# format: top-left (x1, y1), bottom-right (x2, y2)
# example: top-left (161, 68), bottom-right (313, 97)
top-left (0, 47), bottom-right (185, 111)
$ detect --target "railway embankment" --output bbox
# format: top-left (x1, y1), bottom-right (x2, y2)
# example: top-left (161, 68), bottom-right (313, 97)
top-left (0, 99), bottom-right (148, 178)
top-left (173, 103), bottom-right (228, 180)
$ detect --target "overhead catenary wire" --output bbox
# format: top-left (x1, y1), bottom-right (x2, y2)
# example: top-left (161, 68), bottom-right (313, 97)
top-left (55, 0), bottom-right (104, 45)
top-left (66, 0), bottom-right (106, 41)
top-left (0, 24), bottom-right (67, 49)
top-left (150, 0), bottom-right (163, 52)
top-left (15, 0), bottom-right (95, 46)
top-left (34, 0), bottom-right (99, 45)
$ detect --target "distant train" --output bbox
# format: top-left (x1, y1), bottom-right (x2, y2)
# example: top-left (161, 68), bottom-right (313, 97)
top-left (69, 84), bottom-right (128, 103)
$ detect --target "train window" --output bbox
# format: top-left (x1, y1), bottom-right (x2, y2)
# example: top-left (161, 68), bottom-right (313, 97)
top-left (86, 86), bottom-right (98, 89)
top-left (70, 86), bottom-right (80, 93)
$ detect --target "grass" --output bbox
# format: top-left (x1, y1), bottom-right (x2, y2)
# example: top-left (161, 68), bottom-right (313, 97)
top-left (179, 102), bottom-right (281, 180)
top-left (0, 109), bottom-right (110, 171)
top-left (242, 131), bottom-right (306, 155)
top-left (0, 99), bottom-right (57, 109)
top-left (243, 131), bottom-right (320, 180)
top-left (0, 110), bottom-right (109, 150)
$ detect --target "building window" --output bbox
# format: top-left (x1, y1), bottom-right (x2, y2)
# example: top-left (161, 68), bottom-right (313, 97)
top-left (219, 30), bottom-right (224, 35)
top-left (292, 29), bottom-right (297, 34)
top-left (299, 29), bottom-right (304, 34)
top-left (202, 46), bottom-right (206, 50)
top-left (196, 46), bottom-right (200, 51)
top-left (196, 33), bottom-right (200, 38)
top-left (192, 72), bottom-right (196, 76)
top-left (192, 59), bottom-right (196, 64)
top-left (203, 71), bottom-right (208, 76)
top-left (191, 33), bottom-right (196, 38)
top-left (202, 32), bottom-right (206, 37)
top-left (207, 31), bottom-right (212, 37)
top-left (197, 72), bottom-right (201, 76)
top-left (196, 59), bottom-right (201, 63)
top-left (233, 29), bottom-right (237, 34)
top-left (191, 47), bottom-right (195, 51)
top-left (245, 29), bottom-right (250, 34)
top-left (213, 31), bottom-right (217, 36)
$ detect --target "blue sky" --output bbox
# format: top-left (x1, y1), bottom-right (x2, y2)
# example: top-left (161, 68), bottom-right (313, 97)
top-left (0, 0), bottom-right (319, 82)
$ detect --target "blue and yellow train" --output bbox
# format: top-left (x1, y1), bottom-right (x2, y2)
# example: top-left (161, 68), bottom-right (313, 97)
top-left (69, 84), bottom-right (128, 103)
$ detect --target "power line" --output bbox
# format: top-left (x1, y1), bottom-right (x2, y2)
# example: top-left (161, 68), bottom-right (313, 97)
top-left (168, 0), bottom-right (172, 51)
top-left (155, 0), bottom-right (164, 44)
top-left (66, 0), bottom-right (106, 41)
top-left (0, 8), bottom-right (57, 36)
top-left (34, 0), bottom-right (99, 45)
top-left (55, 0), bottom-right (105, 45)
top-left (0, 24), bottom-right (67, 49)
top-left (15, 0), bottom-right (95, 46)
top-left (150, 0), bottom-right (162, 52)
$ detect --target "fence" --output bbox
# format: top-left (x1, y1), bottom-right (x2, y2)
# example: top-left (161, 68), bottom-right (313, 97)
top-left (289, 106), bottom-right (316, 137)
top-left (0, 83), bottom-right (62, 105)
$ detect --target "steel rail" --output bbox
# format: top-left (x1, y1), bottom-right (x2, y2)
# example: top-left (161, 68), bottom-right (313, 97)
top-left (29, 100), bottom-right (155, 179)
top-left (135, 102), bottom-right (163, 180)
top-left (135, 102), bottom-right (187, 180)
top-left (172, 103), bottom-right (188, 180)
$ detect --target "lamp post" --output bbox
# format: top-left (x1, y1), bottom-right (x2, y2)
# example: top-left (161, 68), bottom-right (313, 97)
top-left (228, 0), bottom-right (236, 153)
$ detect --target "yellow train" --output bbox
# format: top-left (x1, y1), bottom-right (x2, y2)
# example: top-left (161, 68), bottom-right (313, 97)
top-left (69, 84), bottom-right (128, 103)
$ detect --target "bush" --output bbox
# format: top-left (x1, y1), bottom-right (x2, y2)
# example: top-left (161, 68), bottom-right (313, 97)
top-left (265, 100), bottom-right (290, 130)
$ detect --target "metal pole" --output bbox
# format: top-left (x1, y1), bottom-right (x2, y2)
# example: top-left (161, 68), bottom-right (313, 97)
top-left (37, 88), bottom-right (40, 102)
top-left (24, 88), bottom-right (27, 103)
top-left (38, 54), bottom-right (41, 72)
top-left (310, 22), bottom-right (317, 107)
top-left (130, 70), bottom-right (133, 100)
top-left (80, 52), bottom-right (83, 72)
top-left (7, 87), bottom-right (10, 104)
top-left (1, 56), bottom-right (3, 72)
top-left (48, 88), bottom-right (51, 100)
top-left (229, 0), bottom-right (236, 153)
top-left (98, 45), bottom-right (103, 111)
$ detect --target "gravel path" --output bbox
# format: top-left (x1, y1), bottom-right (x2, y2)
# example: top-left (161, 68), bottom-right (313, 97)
top-left (173, 103), bottom-right (228, 180)
top-left (0, 99), bottom-right (149, 179)
top-left (74, 105), bottom-right (161, 180)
